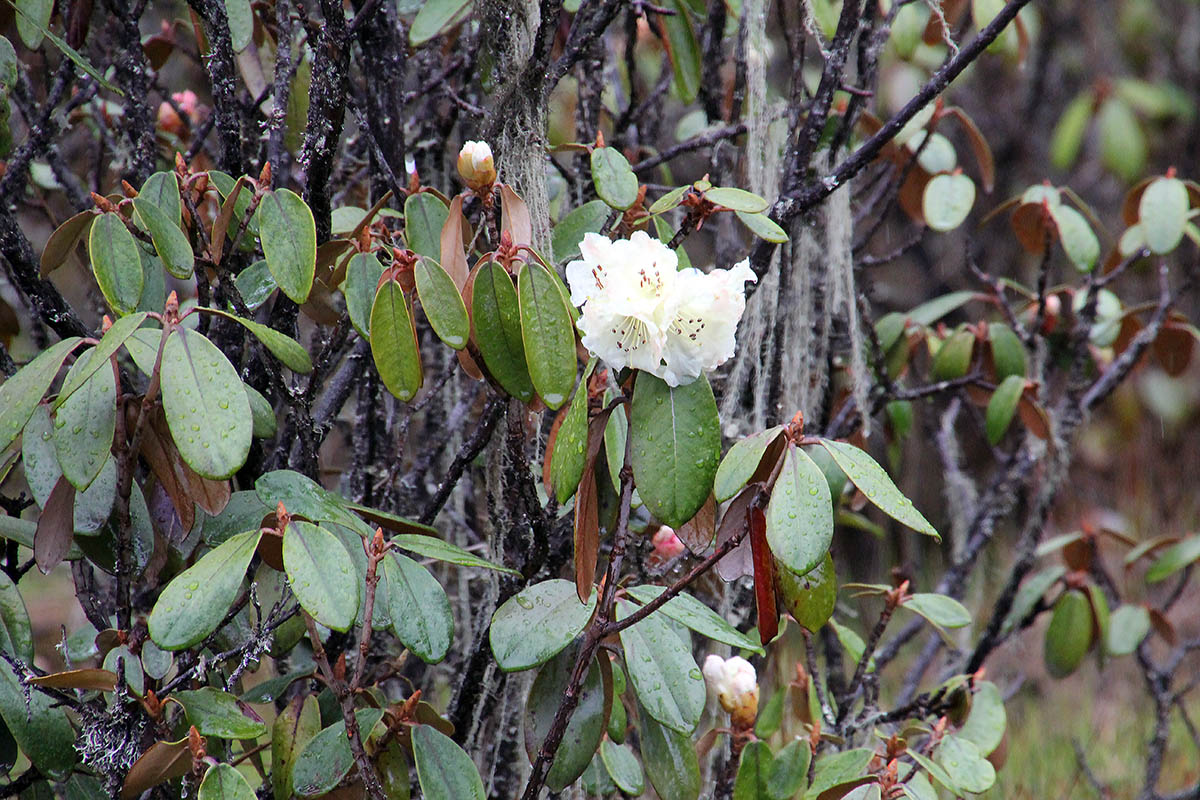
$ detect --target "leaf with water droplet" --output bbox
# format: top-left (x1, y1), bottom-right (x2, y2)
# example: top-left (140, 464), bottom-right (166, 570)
top-left (615, 599), bottom-right (705, 734)
top-left (765, 444), bottom-right (833, 576)
top-left (815, 439), bottom-right (939, 540)
top-left (490, 580), bottom-right (597, 672)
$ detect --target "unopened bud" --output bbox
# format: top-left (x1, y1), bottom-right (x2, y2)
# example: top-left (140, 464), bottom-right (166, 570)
top-left (457, 140), bottom-right (496, 191)
top-left (703, 654), bottom-right (759, 729)
top-left (651, 525), bottom-right (685, 560)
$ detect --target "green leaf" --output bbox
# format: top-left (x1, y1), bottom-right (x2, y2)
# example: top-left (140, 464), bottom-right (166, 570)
top-left (55, 313), bottom-right (149, 408)
top-left (291, 709), bottom-right (384, 797)
top-left (714, 426), bottom-right (784, 503)
top-left (283, 521), bottom-right (359, 633)
top-left (803, 749), bottom-right (874, 800)
top-left (52, 350), bottom-right (116, 490)
top-left (409, 0), bottom-right (473, 46)
top-left (957, 681), bottom-right (1006, 756)
top-left (1049, 204), bottom-right (1100, 272)
top-left (1097, 96), bottom-right (1146, 183)
top-left (616, 599), bottom-right (705, 734)
top-left (985, 374), bottom-right (1025, 445)
top-left (344, 252), bottom-right (385, 338)
top-left (201, 307), bottom-right (313, 373)
top-left (255, 470), bottom-right (373, 538)
top-left (768, 740), bottom-right (811, 800)
top-left (551, 360), bottom-right (594, 504)
top-left (903, 772), bottom-right (938, 800)
top-left (765, 444), bottom-right (833, 576)
top-left (829, 620), bottom-right (870, 669)
top-left (591, 147), bottom-right (639, 210)
top-left (390, 533), bottom-right (518, 574)
top-left (0, 336), bottom-right (81, 453)
top-left (934, 736), bottom-right (995, 793)
top-left (405, 192), bottom-right (449, 259)
top-left (256, 188), bottom-right (316, 303)
top-left (0, 669), bottom-right (76, 779)
top-left (776, 551), bottom-right (836, 633)
top-left (1043, 588), bottom-right (1093, 678)
top-left (271, 696), bottom-right (320, 800)
top-left (0, 572), bottom-right (32, 662)
top-left (552, 200), bottom-right (611, 262)
top-left (415, 257), bottom-right (469, 349)
top-left (1049, 91), bottom-right (1094, 171)
top-left (989, 322), bottom-right (1026, 380)
top-left (816, 440), bottom-right (939, 538)
top-left (223, 0), bottom-right (254, 52)
top-left (172, 687), bottom-right (268, 739)
top-left (382, 553), bottom-right (453, 663)
top-left (148, 529), bottom-right (263, 650)
top-left (603, 394), bottom-right (628, 492)
top-left (209, 171), bottom-right (257, 236)
top-left (198, 763), bottom-right (255, 800)
top-left (630, 373), bottom-right (720, 528)
top-left (907, 749), bottom-right (962, 796)
top-left (931, 328), bottom-right (975, 380)
top-left (140, 171), bottom-right (182, 227)
top-left (133, 197), bottom-right (194, 279)
top-left (625, 585), bottom-right (764, 654)
top-left (490, 579), bottom-right (597, 671)
top-left (1106, 604), bottom-right (1151, 656)
top-left (518, 261), bottom-right (577, 408)
top-left (524, 648), bottom-right (608, 792)
top-left (13, 0), bottom-right (50, 49)
top-left (472, 260), bottom-right (534, 402)
top-left (601, 740), bottom-right (644, 795)
top-left (160, 327), bottom-right (252, 479)
top-left (244, 383), bottom-right (276, 438)
top-left (1001, 565), bottom-right (1066, 635)
top-left (649, 186), bottom-right (689, 215)
top-left (371, 279), bottom-right (423, 401)
top-left (923, 173), bottom-right (976, 232)
top-left (736, 211), bottom-right (789, 243)
top-left (908, 290), bottom-right (977, 326)
top-left (661, 0), bottom-right (701, 103)
top-left (734, 740), bottom-right (773, 800)
top-left (1139, 176), bottom-right (1189, 254)
top-left (707, 187), bottom-right (768, 213)
top-left (639, 711), bottom-right (701, 800)
top-left (412, 724), bottom-right (486, 800)
top-left (902, 593), bottom-right (972, 629)
top-left (235, 260), bottom-right (276, 309)
top-left (89, 212), bottom-right (145, 314)
top-left (1145, 534), bottom-right (1200, 583)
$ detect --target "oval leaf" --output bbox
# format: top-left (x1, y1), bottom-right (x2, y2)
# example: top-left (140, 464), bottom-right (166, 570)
top-left (344, 252), bottom-right (385, 338)
top-left (630, 373), bottom-right (721, 528)
top-left (714, 426), bottom-right (784, 503)
top-left (1138, 176), bottom-right (1189, 254)
top-left (765, 445), bottom-right (833, 576)
top-left (405, 192), bottom-right (450, 259)
top-left (160, 328), bottom-right (253, 480)
top-left (371, 279), bottom-right (423, 401)
top-left (89, 212), bottom-right (145, 314)
top-left (283, 521), bottom-right (359, 633)
top-left (591, 147), bottom-right (639, 211)
top-left (173, 687), bottom-right (268, 739)
top-left (148, 529), bottom-right (263, 650)
top-left (985, 374), bottom-right (1026, 445)
top-left (415, 257), bottom-right (470, 349)
top-left (257, 188), bottom-right (317, 303)
top-left (133, 196), bottom-right (194, 279)
top-left (471, 260), bottom-right (534, 402)
top-left (53, 350), bottom-right (116, 490)
top-left (552, 200), bottom-right (611, 262)
top-left (382, 552), bottom-right (453, 663)
top-left (412, 724), bottom-right (485, 800)
top-left (616, 599), bottom-right (705, 734)
top-left (518, 261), bottom-right (578, 408)
top-left (923, 173), bottom-right (976, 232)
top-left (524, 648), bottom-right (608, 792)
top-left (490, 579), bottom-right (597, 672)
top-left (198, 763), bottom-right (255, 800)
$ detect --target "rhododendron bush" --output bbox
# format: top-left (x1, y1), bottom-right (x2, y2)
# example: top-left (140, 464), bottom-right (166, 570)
top-left (0, 1), bottom-right (1197, 799)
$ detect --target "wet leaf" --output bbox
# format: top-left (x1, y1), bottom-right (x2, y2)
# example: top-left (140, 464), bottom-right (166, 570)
top-left (626, 585), bottom-right (764, 654)
top-left (148, 529), bottom-right (263, 650)
top-left (89, 212), bottom-right (145, 315)
top-left (272, 696), bottom-right (320, 800)
top-left (601, 740), bottom-right (643, 795)
top-left (923, 173), bottom-right (976, 232)
top-left (639, 708), bottom-right (701, 800)
top-left (765, 444), bottom-right (833, 576)
top-left (714, 426), bottom-right (784, 503)
top-left (160, 328), bottom-right (252, 480)
top-left (343, 252), bottom-right (385, 338)
top-left (283, 521), bottom-right (359, 633)
top-left (405, 192), bottom-right (449, 259)
top-left (415, 257), bottom-right (470, 349)
top-left (133, 196), bottom-right (194, 279)
top-left (518, 261), bottom-right (578, 408)
top-left (816, 440), bottom-right (939, 539)
top-left (552, 200), bottom-right (610, 262)
top-left (53, 349), bottom-right (116, 490)
top-left (491, 580), bottom-right (597, 671)
top-left (197, 763), bottom-right (255, 800)
top-left (524, 648), bottom-right (608, 792)
top-left (591, 147), bottom-right (639, 210)
top-left (291, 709), bottom-right (384, 797)
top-left (471, 260), bottom-right (534, 402)
top-left (412, 723), bottom-right (485, 800)
top-left (382, 552), bottom-right (453, 663)
top-left (409, 0), bottom-right (473, 45)
top-left (616, 599), bottom-right (705, 734)
top-left (0, 571), bottom-right (33, 661)
top-left (777, 551), bottom-right (836, 633)
top-left (630, 373), bottom-right (721, 528)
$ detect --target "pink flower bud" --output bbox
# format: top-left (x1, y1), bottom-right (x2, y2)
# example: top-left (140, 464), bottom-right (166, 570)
top-left (652, 525), bottom-right (685, 560)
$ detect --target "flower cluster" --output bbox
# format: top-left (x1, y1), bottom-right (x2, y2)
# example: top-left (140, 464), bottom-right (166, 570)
top-left (565, 232), bottom-right (756, 387)
top-left (702, 654), bottom-right (759, 728)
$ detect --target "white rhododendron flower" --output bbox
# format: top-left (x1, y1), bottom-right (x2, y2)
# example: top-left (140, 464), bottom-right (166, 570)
top-left (457, 140), bottom-right (496, 190)
top-left (702, 654), bottom-right (759, 727)
top-left (565, 232), bottom-right (755, 386)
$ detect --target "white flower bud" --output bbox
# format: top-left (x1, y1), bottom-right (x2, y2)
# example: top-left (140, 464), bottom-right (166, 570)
top-left (457, 140), bottom-right (496, 190)
top-left (702, 654), bottom-right (759, 728)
